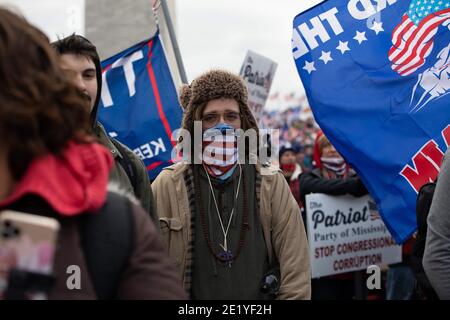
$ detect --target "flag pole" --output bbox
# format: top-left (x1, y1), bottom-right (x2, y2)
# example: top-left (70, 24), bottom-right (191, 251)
top-left (159, 0), bottom-right (188, 84)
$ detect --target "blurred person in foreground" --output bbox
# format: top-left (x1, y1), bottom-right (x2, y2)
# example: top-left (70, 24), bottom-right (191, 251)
top-left (423, 149), bottom-right (450, 299)
top-left (0, 7), bottom-right (186, 300)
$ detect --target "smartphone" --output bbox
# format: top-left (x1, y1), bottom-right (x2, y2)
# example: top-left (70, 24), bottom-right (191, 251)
top-left (0, 210), bottom-right (60, 299)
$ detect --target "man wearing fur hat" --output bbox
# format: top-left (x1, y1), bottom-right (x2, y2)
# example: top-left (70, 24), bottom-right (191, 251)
top-left (152, 69), bottom-right (311, 299)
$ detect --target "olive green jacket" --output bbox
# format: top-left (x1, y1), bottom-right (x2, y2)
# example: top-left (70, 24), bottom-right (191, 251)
top-left (96, 123), bottom-right (157, 225)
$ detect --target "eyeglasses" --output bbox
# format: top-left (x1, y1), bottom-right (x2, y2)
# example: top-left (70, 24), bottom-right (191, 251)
top-left (201, 111), bottom-right (241, 128)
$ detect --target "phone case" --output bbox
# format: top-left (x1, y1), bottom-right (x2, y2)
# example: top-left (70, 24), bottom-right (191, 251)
top-left (0, 210), bottom-right (60, 290)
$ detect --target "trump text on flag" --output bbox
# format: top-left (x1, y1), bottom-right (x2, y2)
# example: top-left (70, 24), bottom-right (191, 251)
top-left (98, 33), bottom-right (183, 180)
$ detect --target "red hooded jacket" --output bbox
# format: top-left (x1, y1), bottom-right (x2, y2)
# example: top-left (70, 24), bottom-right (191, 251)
top-left (0, 141), bottom-right (187, 300)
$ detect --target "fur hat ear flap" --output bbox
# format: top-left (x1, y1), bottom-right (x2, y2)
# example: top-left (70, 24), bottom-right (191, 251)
top-left (179, 84), bottom-right (192, 110)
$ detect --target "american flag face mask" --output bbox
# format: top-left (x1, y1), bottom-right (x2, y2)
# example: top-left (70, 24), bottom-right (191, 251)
top-left (202, 123), bottom-right (238, 179)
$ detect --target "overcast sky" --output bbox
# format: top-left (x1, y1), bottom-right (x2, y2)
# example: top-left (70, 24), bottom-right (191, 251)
top-left (0, 0), bottom-right (85, 39)
top-left (176, 0), bottom-right (323, 108)
top-left (0, 0), bottom-right (324, 109)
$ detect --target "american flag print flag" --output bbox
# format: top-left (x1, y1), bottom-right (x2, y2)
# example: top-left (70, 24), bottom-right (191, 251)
top-left (389, 0), bottom-right (450, 76)
top-left (292, 0), bottom-right (450, 242)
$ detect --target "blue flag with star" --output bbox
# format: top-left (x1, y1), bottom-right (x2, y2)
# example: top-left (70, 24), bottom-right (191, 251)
top-left (292, 0), bottom-right (450, 243)
top-left (97, 32), bottom-right (183, 180)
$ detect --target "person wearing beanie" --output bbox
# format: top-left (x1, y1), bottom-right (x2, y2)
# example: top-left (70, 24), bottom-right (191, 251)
top-left (279, 143), bottom-right (303, 208)
top-left (299, 130), bottom-right (368, 300)
top-left (152, 69), bottom-right (311, 300)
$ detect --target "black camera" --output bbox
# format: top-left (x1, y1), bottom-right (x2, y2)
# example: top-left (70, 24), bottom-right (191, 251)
top-left (260, 267), bottom-right (280, 299)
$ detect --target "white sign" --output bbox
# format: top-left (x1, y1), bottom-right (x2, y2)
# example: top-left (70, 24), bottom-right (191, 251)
top-left (239, 50), bottom-right (277, 123)
top-left (305, 194), bottom-right (402, 278)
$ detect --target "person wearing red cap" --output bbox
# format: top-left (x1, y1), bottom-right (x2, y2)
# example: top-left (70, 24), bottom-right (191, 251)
top-left (299, 131), bottom-right (368, 300)
top-left (300, 131), bottom-right (367, 204)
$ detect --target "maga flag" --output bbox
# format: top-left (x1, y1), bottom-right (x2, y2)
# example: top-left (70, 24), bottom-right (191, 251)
top-left (292, 0), bottom-right (450, 243)
top-left (98, 32), bottom-right (182, 180)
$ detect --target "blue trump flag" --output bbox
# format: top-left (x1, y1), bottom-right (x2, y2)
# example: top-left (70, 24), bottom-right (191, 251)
top-left (292, 0), bottom-right (450, 243)
top-left (98, 32), bottom-right (183, 180)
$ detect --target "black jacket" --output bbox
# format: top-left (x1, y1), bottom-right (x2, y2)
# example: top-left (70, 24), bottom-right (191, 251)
top-left (299, 168), bottom-right (368, 205)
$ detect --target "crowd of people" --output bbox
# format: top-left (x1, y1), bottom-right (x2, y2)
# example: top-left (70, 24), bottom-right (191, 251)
top-left (0, 7), bottom-right (449, 300)
top-left (261, 106), bottom-right (317, 173)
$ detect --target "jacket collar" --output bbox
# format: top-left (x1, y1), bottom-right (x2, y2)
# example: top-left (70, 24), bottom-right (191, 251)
top-left (95, 122), bottom-right (124, 160)
top-left (0, 142), bottom-right (113, 216)
top-left (165, 161), bottom-right (280, 182)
